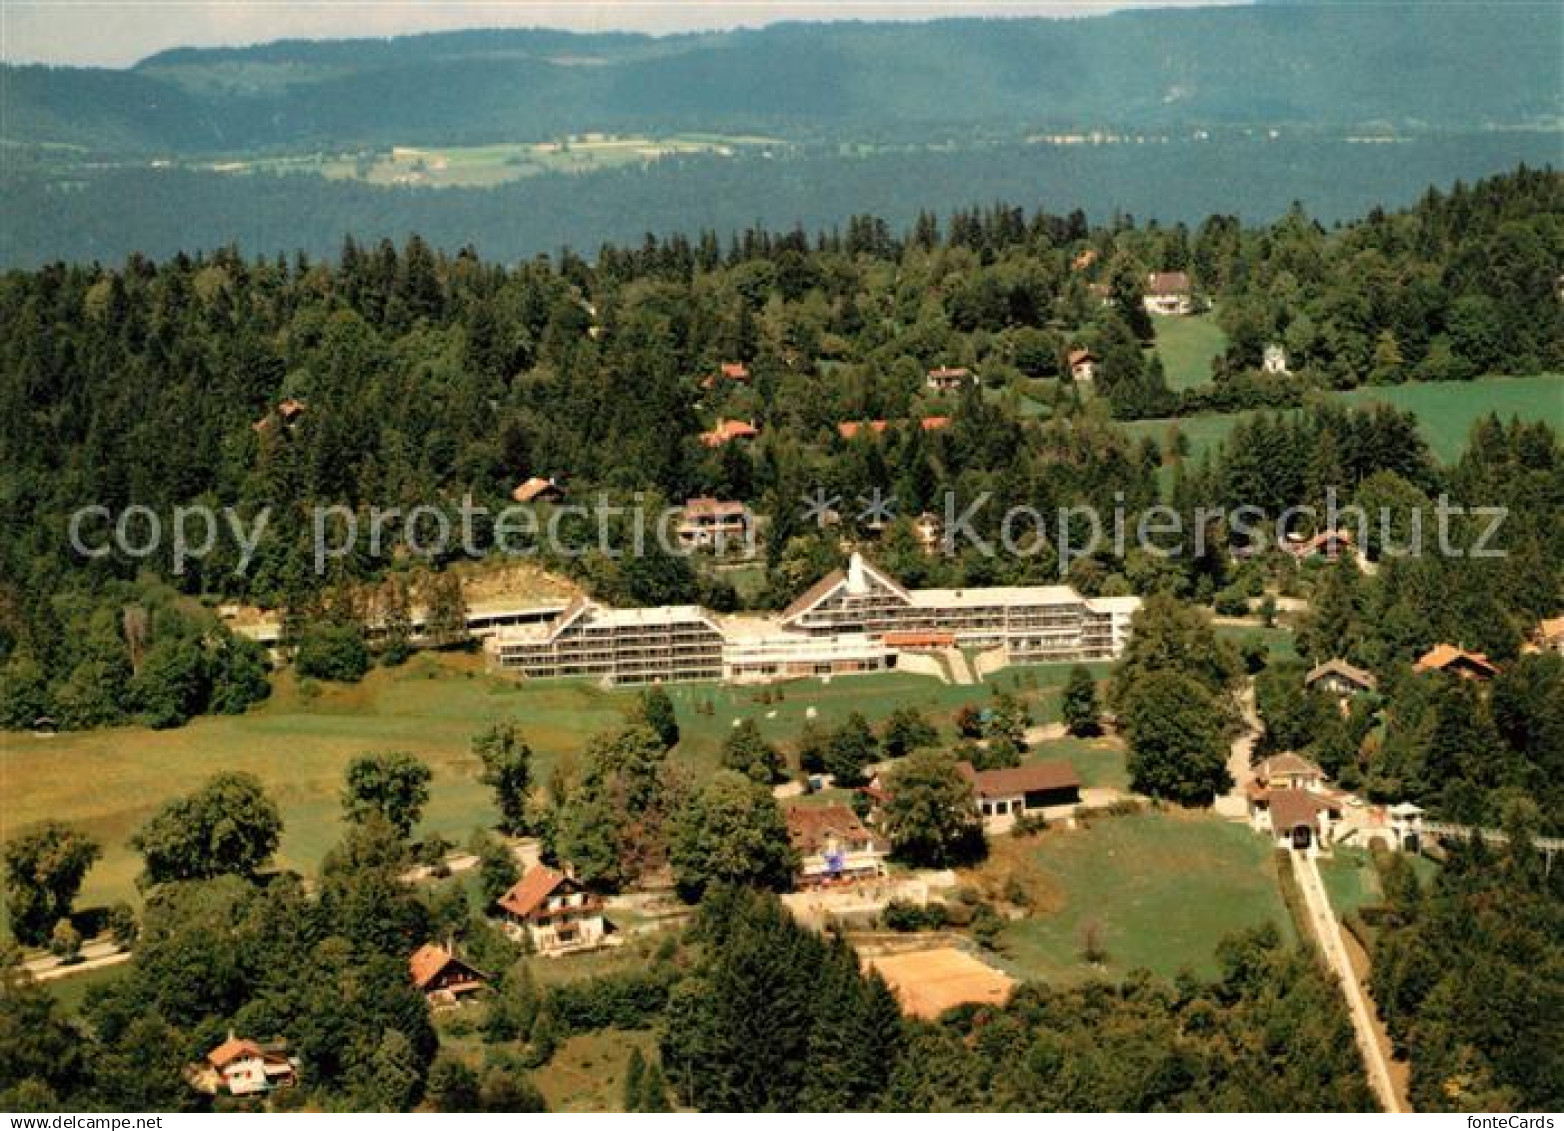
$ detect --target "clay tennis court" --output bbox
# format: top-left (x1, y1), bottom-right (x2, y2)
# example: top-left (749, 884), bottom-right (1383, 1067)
top-left (864, 946), bottom-right (1017, 1019)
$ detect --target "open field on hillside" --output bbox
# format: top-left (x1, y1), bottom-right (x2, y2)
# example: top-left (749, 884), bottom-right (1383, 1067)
top-left (966, 810), bottom-right (1292, 983)
top-left (1150, 312), bottom-right (1228, 391)
top-left (2, 653), bottom-right (1080, 911)
top-left (1126, 373), bottom-right (1563, 466)
top-left (201, 133), bottom-right (782, 188)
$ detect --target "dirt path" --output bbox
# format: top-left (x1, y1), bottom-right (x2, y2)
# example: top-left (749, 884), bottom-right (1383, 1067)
top-left (1292, 850), bottom-right (1407, 1113)
top-left (25, 939), bottom-right (132, 983)
top-left (1214, 684), bottom-right (1258, 819)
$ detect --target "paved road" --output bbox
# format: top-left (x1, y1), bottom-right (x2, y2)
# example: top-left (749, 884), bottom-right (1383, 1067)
top-left (1292, 850), bottom-right (1406, 1113)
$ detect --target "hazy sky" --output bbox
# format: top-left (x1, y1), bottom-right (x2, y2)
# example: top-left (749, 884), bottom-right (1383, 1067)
top-left (1, 1), bottom-right (1243, 67)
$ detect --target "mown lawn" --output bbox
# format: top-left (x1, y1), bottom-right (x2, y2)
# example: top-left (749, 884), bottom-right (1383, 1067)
top-left (969, 810), bottom-right (1291, 984)
top-left (1125, 372), bottom-right (1563, 468)
top-left (3, 652), bottom-right (1091, 911)
top-left (1150, 312), bottom-right (1228, 391)
top-left (1337, 373), bottom-right (1564, 461)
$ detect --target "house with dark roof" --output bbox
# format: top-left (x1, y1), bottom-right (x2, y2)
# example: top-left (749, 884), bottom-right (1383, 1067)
top-left (785, 804), bottom-right (886, 887)
top-left (1305, 659), bottom-right (1378, 699)
top-left (409, 943), bottom-right (489, 1005)
top-left (677, 497), bottom-right (751, 550)
top-left (957, 760), bottom-right (1081, 829)
top-left (496, 865), bottom-right (607, 955)
top-left (1249, 787), bottom-right (1343, 851)
top-left (1067, 348), bottom-right (1096, 385)
top-left (1144, 272), bottom-right (1194, 315)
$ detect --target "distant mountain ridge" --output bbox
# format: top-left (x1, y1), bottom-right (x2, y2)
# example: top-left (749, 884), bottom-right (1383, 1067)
top-left (6, 5), bottom-right (1560, 154)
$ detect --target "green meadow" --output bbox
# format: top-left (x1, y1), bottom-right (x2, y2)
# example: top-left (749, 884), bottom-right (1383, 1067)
top-left (2, 653), bottom-right (1087, 911)
top-left (976, 810), bottom-right (1293, 984)
top-left (1127, 372), bottom-right (1563, 469)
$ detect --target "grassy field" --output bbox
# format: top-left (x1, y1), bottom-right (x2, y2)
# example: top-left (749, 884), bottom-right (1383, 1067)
top-left (1216, 623), bottom-right (1299, 660)
top-left (1150, 312), bottom-right (1228, 391)
top-left (1031, 734), bottom-right (1130, 791)
top-left (42, 961), bottom-right (132, 1015)
top-left (533, 1029), bottom-right (661, 1112)
top-left (3, 653), bottom-right (1083, 911)
top-left (968, 810), bottom-right (1292, 984)
top-left (204, 133), bottom-right (781, 189)
top-left (1126, 373), bottom-right (1563, 468)
top-left (1338, 374), bottom-right (1564, 461)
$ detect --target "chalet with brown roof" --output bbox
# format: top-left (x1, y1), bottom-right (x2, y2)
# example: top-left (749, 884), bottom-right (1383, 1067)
top-left (677, 497), bottom-right (751, 549)
top-left (700, 418), bottom-right (759, 448)
top-left (192, 1035), bottom-right (299, 1097)
top-left (1144, 271), bottom-right (1194, 316)
top-left (957, 759), bottom-right (1081, 828)
top-left (1067, 348), bottom-right (1096, 384)
top-left (512, 476), bottom-right (564, 504)
top-left (409, 943), bottom-right (488, 1005)
top-left (496, 865), bottom-right (607, 955)
top-left (919, 415), bottom-right (951, 432)
top-left (925, 365), bottom-right (975, 392)
top-left (785, 803), bottom-right (887, 886)
top-left (1305, 659), bottom-right (1378, 698)
top-left (1250, 787), bottom-right (1342, 851)
top-left (1253, 752), bottom-right (1326, 793)
top-left (1414, 644), bottom-right (1498, 681)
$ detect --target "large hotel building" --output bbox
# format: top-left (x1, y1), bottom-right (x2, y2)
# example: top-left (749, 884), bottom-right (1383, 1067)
top-left (485, 553), bottom-right (1140, 685)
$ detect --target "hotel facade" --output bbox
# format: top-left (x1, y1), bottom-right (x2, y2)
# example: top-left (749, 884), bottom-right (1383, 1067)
top-left (485, 553), bottom-right (1139, 686)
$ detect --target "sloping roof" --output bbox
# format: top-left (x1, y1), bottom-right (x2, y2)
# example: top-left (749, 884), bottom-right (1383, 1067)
top-left (919, 416), bottom-right (951, 431)
top-left (497, 865), bottom-right (569, 919)
top-left (779, 568), bottom-right (846, 622)
top-left (408, 943), bottom-right (487, 991)
top-left (785, 804), bottom-right (880, 855)
top-left (208, 1037), bottom-right (265, 1069)
top-left (719, 362), bottom-right (750, 380)
top-left (1147, 271), bottom-right (1192, 295)
top-left (1255, 752), bottom-right (1324, 781)
top-left (683, 497), bottom-right (747, 519)
top-left (1305, 658), bottom-right (1377, 691)
top-left (1265, 788), bottom-right (1340, 832)
top-left (927, 365), bottom-right (972, 380)
top-left (957, 760), bottom-right (1081, 800)
top-left (512, 476), bottom-right (562, 504)
top-left (837, 420), bottom-right (888, 440)
top-left (1536, 616), bottom-right (1564, 642)
top-left (1414, 644), bottom-right (1498, 677)
top-left (1067, 348), bottom-right (1095, 366)
top-left (700, 419), bottom-right (759, 447)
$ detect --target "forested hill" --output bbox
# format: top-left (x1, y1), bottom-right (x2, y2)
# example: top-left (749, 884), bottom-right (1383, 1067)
top-left (8, 4), bottom-right (1561, 154)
